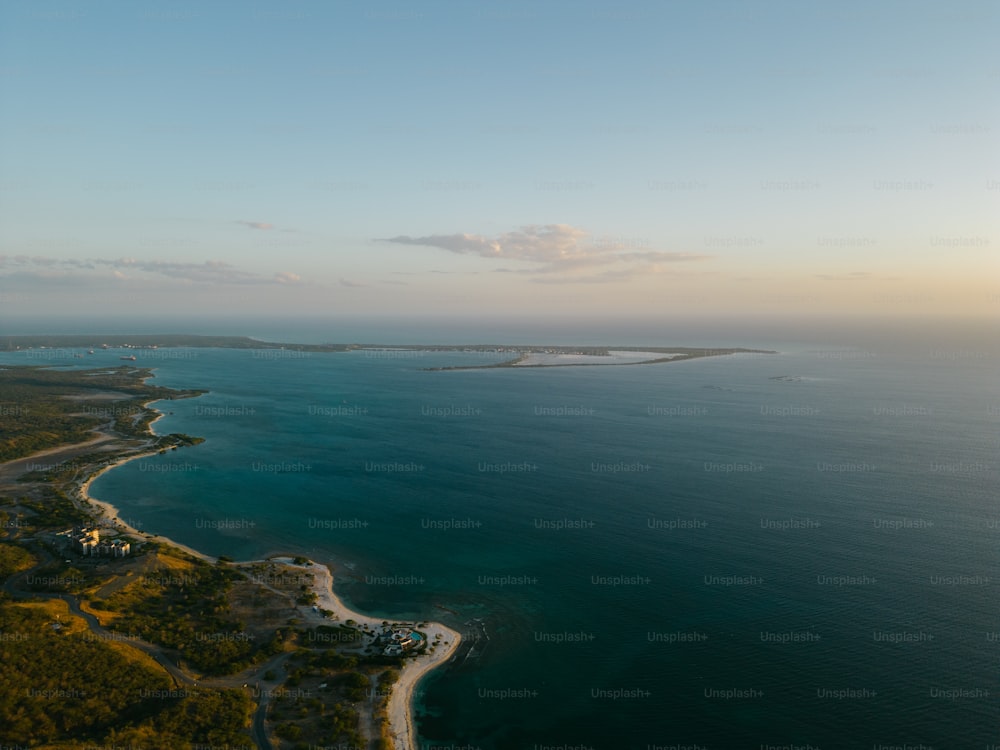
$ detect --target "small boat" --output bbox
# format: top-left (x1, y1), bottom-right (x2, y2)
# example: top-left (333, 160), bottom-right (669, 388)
top-left (120, 355), bottom-right (137, 361)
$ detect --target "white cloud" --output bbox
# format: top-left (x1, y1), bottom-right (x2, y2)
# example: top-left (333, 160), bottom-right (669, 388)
top-left (382, 224), bottom-right (711, 280)
top-left (237, 221), bottom-right (274, 230)
top-left (384, 224), bottom-right (585, 262)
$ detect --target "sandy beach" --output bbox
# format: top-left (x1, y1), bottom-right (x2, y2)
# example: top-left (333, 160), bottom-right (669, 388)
top-left (69, 399), bottom-right (219, 564)
top-left (10, 433), bottom-right (460, 750)
top-left (277, 558), bottom-right (463, 750)
top-left (79, 457), bottom-right (218, 565)
top-left (4, 389), bottom-right (462, 750)
top-left (513, 350), bottom-right (685, 366)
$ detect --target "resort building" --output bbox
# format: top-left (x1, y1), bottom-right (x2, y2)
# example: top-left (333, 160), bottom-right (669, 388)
top-left (71, 526), bottom-right (100, 555)
top-left (376, 625), bottom-right (423, 656)
top-left (70, 526), bottom-right (131, 557)
top-left (97, 538), bottom-right (131, 557)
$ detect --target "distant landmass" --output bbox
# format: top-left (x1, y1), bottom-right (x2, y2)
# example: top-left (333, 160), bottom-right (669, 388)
top-left (0, 333), bottom-right (349, 352)
top-left (0, 334), bottom-right (776, 370)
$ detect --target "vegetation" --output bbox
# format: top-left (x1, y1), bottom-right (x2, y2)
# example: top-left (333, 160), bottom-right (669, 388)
top-left (0, 333), bottom-right (353, 352)
top-left (296, 588), bottom-right (319, 606)
top-left (0, 601), bottom-right (252, 746)
top-left (100, 558), bottom-right (284, 674)
top-left (0, 363), bottom-right (433, 747)
top-left (378, 668), bottom-right (399, 691)
top-left (268, 651), bottom-right (371, 750)
top-left (0, 365), bottom-right (205, 461)
top-left (304, 624), bottom-right (364, 649)
top-left (18, 487), bottom-right (89, 528)
top-left (25, 562), bottom-right (93, 594)
top-left (0, 542), bottom-right (35, 582)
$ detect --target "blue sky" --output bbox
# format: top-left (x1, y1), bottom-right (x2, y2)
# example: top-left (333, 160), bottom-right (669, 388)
top-left (1, 0), bottom-right (997, 320)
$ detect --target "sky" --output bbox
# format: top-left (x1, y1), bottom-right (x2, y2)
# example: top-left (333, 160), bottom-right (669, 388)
top-left (0, 0), bottom-right (997, 323)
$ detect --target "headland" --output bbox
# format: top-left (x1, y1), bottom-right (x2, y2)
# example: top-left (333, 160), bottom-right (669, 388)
top-left (0, 361), bottom-right (459, 749)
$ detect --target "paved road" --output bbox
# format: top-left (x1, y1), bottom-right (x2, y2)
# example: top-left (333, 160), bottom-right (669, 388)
top-left (250, 654), bottom-right (293, 750)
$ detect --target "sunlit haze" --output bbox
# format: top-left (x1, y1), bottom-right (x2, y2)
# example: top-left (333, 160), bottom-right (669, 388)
top-left (1, 0), bottom-right (997, 323)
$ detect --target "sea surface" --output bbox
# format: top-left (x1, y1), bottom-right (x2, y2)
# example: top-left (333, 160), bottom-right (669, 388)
top-left (3, 317), bottom-right (998, 748)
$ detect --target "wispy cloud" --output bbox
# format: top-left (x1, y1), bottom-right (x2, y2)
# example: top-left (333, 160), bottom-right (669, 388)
top-left (339, 277), bottom-right (365, 288)
top-left (114, 258), bottom-right (260, 283)
top-left (237, 221), bottom-right (274, 230)
top-left (381, 224), bottom-right (710, 280)
top-left (0, 255), bottom-right (299, 285)
top-left (384, 224), bottom-right (584, 262)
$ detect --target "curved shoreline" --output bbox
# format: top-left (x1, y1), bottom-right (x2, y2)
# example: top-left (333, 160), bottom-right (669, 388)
top-left (71, 433), bottom-right (460, 750)
top-left (78, 400), bottom-right (218, 564)
top-left (424, 347), bottom-right (776, 371)
top-left (277, 559), bottom-right (462, 750)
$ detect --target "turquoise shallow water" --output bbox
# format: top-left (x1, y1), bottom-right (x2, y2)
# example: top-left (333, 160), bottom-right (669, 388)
top-left (3, 321), bottom-right (998, 749)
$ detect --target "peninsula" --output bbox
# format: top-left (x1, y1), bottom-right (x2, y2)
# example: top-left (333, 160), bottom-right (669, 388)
top-left (0, 363), bottom-right (459, 750)
top-left (0, 334), bottom-right (775, 370)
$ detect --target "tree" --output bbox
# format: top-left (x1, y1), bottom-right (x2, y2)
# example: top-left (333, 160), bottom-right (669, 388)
top-left (378, 669), bottom-right (399, 689)
top-left (275, 723), bottom-right (302, 740)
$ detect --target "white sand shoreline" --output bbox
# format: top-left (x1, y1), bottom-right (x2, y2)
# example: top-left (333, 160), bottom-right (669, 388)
top-left (513, 349), bottom-right (684, 366)
top-left (12, 427), bottom-right (460, 750)
top-left (275, 559), bottom-right (462, 750)
top-left (80, 457), bottom-right (218, 564)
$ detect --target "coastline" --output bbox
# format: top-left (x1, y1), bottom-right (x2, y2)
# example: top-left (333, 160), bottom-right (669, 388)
top-left (79, 458), bottom-right (217, 565)
top-left (1, 362), bottom-right (466, 749)
top-left (20, 418), bottom-right (460, 750)
top-left (77, 399), bottom-right (218, 564)
top-left (424, 346), bottom-right (776, 371)
top-left (17, 374), bottom-right (464, 749)
top-left (279, 559), bottom-right (462, 750)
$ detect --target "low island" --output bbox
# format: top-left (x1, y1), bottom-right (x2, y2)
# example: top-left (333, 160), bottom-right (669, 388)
top-left (0, 333), bottom-right (775, 371)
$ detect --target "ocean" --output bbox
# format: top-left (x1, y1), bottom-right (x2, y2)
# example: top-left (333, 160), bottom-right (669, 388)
top-left (3, 316), bottom-right (997, 748)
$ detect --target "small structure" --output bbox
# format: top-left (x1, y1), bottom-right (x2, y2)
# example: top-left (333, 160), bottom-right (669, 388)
top-left (376, 625), bottom-right (423, 656)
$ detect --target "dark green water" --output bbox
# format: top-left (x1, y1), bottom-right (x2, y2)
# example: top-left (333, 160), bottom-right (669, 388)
top-left (8, 319), bottom-right (996, 748)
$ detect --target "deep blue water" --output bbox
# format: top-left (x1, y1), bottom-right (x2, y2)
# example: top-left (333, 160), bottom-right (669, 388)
top-left (2, 318), bottom-right (997, 748)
